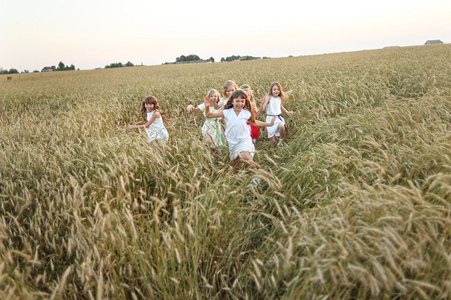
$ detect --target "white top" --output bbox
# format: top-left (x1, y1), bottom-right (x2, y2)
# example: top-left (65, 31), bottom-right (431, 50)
top-left (223, 108), bottom-right (252, 144)
top-left (146, 110), bottom-right (169, 141)
top-left (217, 97), bottom-right (228, 109)
top-left (266, 96), bottom-right (282, 115)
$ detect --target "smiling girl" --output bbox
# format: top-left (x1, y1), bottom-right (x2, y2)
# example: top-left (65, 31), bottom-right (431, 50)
top-left (205, 89), bottom-right (275, 174)
top-left (127, 95), bottom-right (169, 147)
top-left (216, 80), bottom-right (238, 109)
top-left (260, 82), bottom-right (293, 147)
top-left (187, 89), bottom-right (226, 153)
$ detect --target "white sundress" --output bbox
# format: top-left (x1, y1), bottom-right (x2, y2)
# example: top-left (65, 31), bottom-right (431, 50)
top-left (197, 103), bottom-right (226, 148)
top-left (146, 110), bottom-right (169, 144)
top-left (265, 96), bottom-right (285, 138)
top-left (223, 108), bottom-right (255, 160)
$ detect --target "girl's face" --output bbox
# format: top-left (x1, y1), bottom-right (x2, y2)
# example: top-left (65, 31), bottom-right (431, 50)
top-left (145, 103), bottom-right (155, 111)
top-left (232, 96), bottom-right (246, 111)
top-left (272, 85), bottom-right (280, 97)
top-left (225, 86), bottom-right (236, 97)
top-left (209, 93), bottom-right (219, 103)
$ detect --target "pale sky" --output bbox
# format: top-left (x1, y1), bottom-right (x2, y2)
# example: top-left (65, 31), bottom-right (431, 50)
top-left (1, 0), bottom-right (450, 71)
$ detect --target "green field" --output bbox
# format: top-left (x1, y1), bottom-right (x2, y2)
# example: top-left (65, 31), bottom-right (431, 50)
top-left (1, 44), bottom-right (450, 299)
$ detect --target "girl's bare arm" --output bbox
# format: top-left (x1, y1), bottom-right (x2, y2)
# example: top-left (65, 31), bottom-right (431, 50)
top-left (250, 116), bottom-right (276, 127)
top-left (281, 105), bottom-right (293, 116)
top-left (127, 111), bottom-right (160, 129)
top-left (187, 104), bottom-right (202, 113)
top-left (204, 98), bottom-right (224, 118)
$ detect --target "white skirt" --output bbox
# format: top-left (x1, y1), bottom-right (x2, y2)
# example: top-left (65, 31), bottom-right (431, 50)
top-left (147, 128), bottom-right (169, 143)
top-left (201, 119), bottom-right (226, 147)
top-left (228, 138), bottom-right (255, 160)
top-left (266, 115), bottom-right (285, 138)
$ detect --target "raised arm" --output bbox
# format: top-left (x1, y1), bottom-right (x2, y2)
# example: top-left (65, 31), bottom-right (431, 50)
top-left (259, 95), bottom-right (270, 111)
top-left (254, 102), bottom-right (265, 118)
top-left (204, 97), bottom-right (224, 119)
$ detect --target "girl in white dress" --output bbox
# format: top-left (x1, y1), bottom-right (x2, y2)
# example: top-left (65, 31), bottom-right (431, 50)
top-left (205, 90), bottom-right (275, 174)
top-left (127, 96), bottom-right (169, 148)
top-left (260, 82), bottom-right (293, 147)
top-left (186, 89), bottom-right (226, 154)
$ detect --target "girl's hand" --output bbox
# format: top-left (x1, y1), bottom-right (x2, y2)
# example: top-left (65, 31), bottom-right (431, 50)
top-left (187, 104), bottom-right (194, 113)
top-left (204, 96), bottom-right (210, 107)
top-left (270, 116), bottom-right (276, 126)
top-left (287, 111), bottom-right (294, 116)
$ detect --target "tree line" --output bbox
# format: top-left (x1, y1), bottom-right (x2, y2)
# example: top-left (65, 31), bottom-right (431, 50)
top-left (105, 61), bottom-right (135, 68)
top-left (220, 55), bottom-right (270, 62)
top-left (1, 68), bottom-right (19, 74)
top-left (164, 54), bottom-right (271, 64)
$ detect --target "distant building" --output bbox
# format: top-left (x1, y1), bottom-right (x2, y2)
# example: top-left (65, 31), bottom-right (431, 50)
top-left (41, 66), bottom-right (56, 72)
top-left (425, 40), bottom-right (443, 45)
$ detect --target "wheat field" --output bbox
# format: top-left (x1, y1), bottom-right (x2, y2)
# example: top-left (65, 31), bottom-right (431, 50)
top-left (1, 44), bottom-right (450, 299)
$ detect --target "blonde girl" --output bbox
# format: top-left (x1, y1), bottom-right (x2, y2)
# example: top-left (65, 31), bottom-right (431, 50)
top-left (260, 82), bottom-right (293, 147)
top-left (127, 95), bottom-right (169, 147)
top-left (186, 89), bottom-right (226, 153)
top-left (216, 80), bottom-right (238, 109)
top-left (205, 89), bottom-right (275, 174)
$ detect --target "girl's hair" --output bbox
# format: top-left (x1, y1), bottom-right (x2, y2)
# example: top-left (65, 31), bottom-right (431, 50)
top-left (223, 80), bottom-right (238, 97)
top-left (268, 82), bottom-right (288, 100)
top-left (240, 84), bottom-right (250, 90)
top-left (240, 84), bottom-right (256, 110)
top-left (206, 89), bottom-right (221, 102)
top-left (224, 89), bottom-right (256, 124)
top-left (140, 95), bottom-right (165, 123)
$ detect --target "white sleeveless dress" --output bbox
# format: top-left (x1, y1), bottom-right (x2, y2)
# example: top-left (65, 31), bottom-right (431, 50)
top-left (197, 103), bottom-right (226, 148)
top-left (265, 96), bottom-right (285, 138)
top-left (146, 111), bottom-right (169, 144)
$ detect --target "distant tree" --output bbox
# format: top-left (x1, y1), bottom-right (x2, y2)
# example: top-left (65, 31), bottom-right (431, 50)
top-left (223, 55), bottom-right (240, 62)
top-left (209, 57), bottom-right (215, 63)
top-left (176, 54), bottom-right (201, 62)
top-left (105, 62), bottom-right (124, 68)
top-left (221, 57), bottom-right (225, 62)
top-left (58, 61), bottom-right (66, 70)
top-left (55, 61), bottom-right (76, 71)
top-left (105, 62), bottom-right (134, 69)
top-left (176, 55), bottom-right (186, 62)
top-left (8, 68), bottom-right (19, 74)
top-left (187, 54), bottom-right (200, 61)
top-left (240, 55), bottom-right (260, 61)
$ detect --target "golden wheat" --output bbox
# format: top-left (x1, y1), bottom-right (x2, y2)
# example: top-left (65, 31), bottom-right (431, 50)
top-left (1, 44), bottom-right (450, 299)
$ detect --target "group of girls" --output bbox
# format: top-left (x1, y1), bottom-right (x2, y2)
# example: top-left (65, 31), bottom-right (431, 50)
top-left (127, 80), bottom-right (294, 176)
